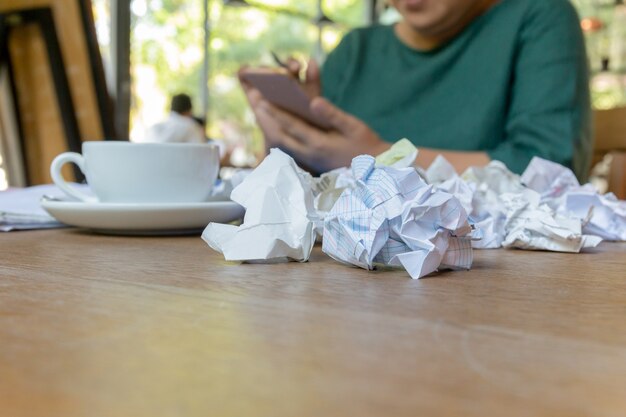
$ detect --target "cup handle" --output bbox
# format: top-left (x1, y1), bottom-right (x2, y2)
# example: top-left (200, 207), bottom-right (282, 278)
top-left (50, 152), bottom-right (96, 202)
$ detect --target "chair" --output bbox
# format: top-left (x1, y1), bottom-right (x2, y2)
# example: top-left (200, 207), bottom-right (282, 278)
top-left (593, 106), bottom-right (626, 200)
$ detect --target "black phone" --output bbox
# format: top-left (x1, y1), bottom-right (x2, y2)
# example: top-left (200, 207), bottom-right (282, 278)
top-left (240, 69), bottom-right (331, 130)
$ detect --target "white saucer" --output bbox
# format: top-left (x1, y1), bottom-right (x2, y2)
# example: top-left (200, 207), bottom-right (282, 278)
top-left (41, 198), bottom-right (245, 235)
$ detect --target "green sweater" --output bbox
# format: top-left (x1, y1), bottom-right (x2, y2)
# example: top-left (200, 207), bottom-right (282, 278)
top-left (321, 0), bottom-right (591, 180)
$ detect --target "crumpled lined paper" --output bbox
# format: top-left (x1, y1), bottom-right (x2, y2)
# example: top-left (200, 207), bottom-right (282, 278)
top-left (203, 142), bottom-right (430, 273)
top-left (313, 139), bottom-right (419, 218)
top-left (427, 158), bottom-right (514, 249)
top-left (425, 155), bottom-right (459, 185)
top-left (521, 157), bottom-right (580, 203)
top-left (311, 167), bottom-right (353, 220)
top-left (202, 148), bottom-right (318, 262)
top-left (322, 155), bottom-right (473, 279)
top-left (500, 189), bottom-right (602, 252)
top-left (565, 191), bottom-right (626, 241)
top-left (203, 141), bottom-right (623, 277)
top-left (425, 157), bottom-right (605, 252)
top-left (521, 157), bottom-right (626, 241)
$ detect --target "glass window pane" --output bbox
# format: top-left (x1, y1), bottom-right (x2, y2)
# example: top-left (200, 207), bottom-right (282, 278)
top-left (324, 0), bottom-right (368, 28)
top-left (129, 0), bottom-right (204, 142)
top-left (253, 0), bottom-right (318, 18)
top-left (127, 0), bottom-right (369, 164)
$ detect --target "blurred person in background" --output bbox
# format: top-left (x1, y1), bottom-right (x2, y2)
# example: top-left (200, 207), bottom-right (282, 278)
top-left (241, 0), bottom-right (591, 180)
top-left (145, 93), bottom-right (206, 144)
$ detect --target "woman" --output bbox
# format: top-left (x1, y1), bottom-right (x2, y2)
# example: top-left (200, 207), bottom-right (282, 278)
top-left (241, 0), bottom-right (591, 180)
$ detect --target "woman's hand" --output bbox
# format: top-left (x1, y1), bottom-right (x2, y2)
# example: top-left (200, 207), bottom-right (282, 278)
top-left (285, 58), bottom-right (321, 98)
top-left (238, 59), bottom-right (322, 155)
top-left (239, 58), bottom-right (390, 172)
top-left (257, 96), bottom-right (391, 173)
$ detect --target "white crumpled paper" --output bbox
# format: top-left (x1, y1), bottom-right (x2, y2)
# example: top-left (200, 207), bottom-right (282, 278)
top-left (203, 141), bottom-right (427, 270)
top-left (565, 191), bottom-right (626, 241)
top-left (322, 155), bottom-right (474, 279)
top-left (500, 189), bottom-right (602, 252)
top-left (522, 157), bottom-right (626, 241)
top-left (424, 157), bottom-right (606, 252)
top-left (204, 142), bottom-right (619, 274)
top-left (313, 139), bottom-right (419, 218)
top-left (426, 158), bottom-right (518, 249)
top-left (202, 148), bottom-right (318, 262)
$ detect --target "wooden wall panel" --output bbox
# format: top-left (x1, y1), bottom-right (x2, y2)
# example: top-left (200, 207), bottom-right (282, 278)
top-left (593, 107), bottom-right (626, 199)
top-left (1, 0), bottom-right (112, 184)
top-left (9, 26), bottom-right (70, 183)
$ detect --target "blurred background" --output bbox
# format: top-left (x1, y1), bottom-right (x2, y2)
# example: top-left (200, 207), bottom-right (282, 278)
top-left (93, 0), bottom-right (374, 168)
top-left (97, 0), bottom-right (626, 164)
top-left (1, 0), bottom-right (626, 190)
top-left (574, 0), bottom-right (626, 109)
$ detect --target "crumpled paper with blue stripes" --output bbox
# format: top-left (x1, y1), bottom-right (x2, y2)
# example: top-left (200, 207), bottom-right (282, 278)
top-left (322, 155), bottom-right (474, 279)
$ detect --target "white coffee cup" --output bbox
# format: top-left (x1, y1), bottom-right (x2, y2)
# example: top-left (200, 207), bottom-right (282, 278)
top-left (50, 142), bottom-right (220, 203)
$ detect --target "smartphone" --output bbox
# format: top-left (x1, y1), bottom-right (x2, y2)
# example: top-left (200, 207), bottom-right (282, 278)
top-left (240, 68), bottom-right (332, 130)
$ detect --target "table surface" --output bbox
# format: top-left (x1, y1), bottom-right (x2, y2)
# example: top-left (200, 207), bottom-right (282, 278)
top-left (1, 229), bottom-right (626, 417)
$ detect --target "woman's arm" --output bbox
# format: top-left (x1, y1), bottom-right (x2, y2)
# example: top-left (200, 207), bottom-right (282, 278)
top-left (415, 148), bottom-right (490, 174)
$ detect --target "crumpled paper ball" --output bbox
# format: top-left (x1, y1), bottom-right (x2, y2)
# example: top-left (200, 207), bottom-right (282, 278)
top-left (203, 149), bottom-right (318, 262)
top-left (322, 155), bottom-right (473, 279)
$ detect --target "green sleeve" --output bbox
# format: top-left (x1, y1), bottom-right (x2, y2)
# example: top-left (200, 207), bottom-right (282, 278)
top-left (488, 0), bottom-right (591, 180)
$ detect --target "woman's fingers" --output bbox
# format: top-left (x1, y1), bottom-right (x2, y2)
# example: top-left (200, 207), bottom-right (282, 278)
top-left (310, 97), bottom-right (363, 135)
top-left (247, 88), bottom-right (263, 107)
top-left (285, 57), bottom-right (301, 78)
top-left (259, 100), bottom-right (322, 146)
top-left (306, 59), bottom-right (319, 81)
top-left (258, 106), bottom-right (310, 154)
top-left (303, 59), bottom-right (321, 97)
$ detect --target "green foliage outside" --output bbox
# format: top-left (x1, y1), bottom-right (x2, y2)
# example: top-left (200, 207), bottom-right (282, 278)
top-left (96, 0), bottom-right (626, 155)
top-left (129, 0), bottom-right (367, 162)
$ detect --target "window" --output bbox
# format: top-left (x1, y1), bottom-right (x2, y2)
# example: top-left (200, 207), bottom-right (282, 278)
top-left (126, 0), bottom-right (369, 165)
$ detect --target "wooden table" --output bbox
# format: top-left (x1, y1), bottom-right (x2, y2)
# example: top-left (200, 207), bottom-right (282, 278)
top-left (1, 229), bottom-right (626, 417)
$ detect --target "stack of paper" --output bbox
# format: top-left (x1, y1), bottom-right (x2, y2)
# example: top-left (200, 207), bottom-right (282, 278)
top-left (0, 184), bottom-right (74, 231)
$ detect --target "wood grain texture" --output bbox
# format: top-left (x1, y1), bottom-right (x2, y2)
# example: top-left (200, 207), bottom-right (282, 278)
top-left (1, 229), bottom-right (626, 417)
